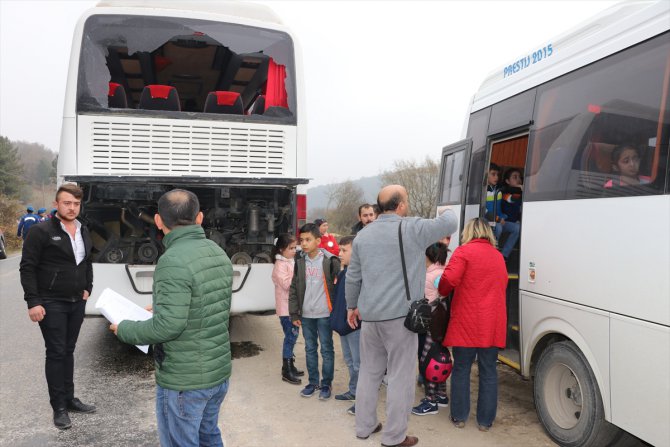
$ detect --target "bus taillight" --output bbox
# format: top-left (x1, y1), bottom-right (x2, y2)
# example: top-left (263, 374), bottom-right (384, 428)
top-left (587, 104), bottom-right (601, 114)
top-left (296, 193), bottom-right (307, 229)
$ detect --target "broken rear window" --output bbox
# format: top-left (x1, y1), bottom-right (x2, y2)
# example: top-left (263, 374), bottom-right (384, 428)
top-left (77, 14), bottom-right (296, 121)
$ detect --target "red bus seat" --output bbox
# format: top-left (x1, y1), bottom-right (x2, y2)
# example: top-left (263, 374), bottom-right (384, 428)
top-left (204, 91), bottom-right (244, 114)
top-left (139, 85), bottom-right (181, 111)
top-left (108, 82), bottom-right (128, 108)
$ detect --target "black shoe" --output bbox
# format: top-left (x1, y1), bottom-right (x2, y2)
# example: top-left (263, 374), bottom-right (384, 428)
top-left (53, 409), bottom-right (72, 430)
top-left (67, 398), bottom-right (96, 413)
top-left (282, 358), bottom-right (302, 385)
top-left (290, 356), bottom-right (304, 377)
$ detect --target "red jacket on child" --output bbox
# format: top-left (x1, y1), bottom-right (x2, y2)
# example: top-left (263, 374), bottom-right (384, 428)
top-left (438, 239), bottom-right (508, 348)
top-left (319, 233), bottom-right (340, 256)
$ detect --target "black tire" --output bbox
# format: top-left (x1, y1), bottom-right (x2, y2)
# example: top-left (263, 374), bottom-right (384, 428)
top-left (534, 340), bottom-right (621, 447)
top-left (0, 237), bottom-right (6, 260)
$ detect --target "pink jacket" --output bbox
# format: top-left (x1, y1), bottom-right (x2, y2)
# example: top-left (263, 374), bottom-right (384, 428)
top-left (272, 255), bottom-right (295, 316)
top-left (438, 239), bottom-right (508, 348)
top-left (424, 262), bottom-right (445, 302)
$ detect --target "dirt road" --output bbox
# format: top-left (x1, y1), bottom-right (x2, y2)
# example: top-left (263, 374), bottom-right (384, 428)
top-left (224, 314), bottom-right (555, 447)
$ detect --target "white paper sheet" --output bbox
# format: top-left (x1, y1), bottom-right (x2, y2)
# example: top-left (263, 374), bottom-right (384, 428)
top-left (95, 288), bottom-right (153, 354)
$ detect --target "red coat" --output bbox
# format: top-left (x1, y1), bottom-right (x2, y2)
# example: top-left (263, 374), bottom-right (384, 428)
top-left (438, 239), bottom-right (508, 348)
top-left (319, 233), bottom-right (340, 256)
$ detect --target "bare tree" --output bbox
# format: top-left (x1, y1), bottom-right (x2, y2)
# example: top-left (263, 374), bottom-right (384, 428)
top-left (324, 180), bottom-right (365, 235)
top-left (381, 156), bottom-right (440, 218)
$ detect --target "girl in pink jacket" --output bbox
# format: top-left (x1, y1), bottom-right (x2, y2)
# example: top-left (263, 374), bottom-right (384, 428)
top-left (412, 241), bottom-right (450, 416)
top-left (272, 234), bottom-right (303, 385)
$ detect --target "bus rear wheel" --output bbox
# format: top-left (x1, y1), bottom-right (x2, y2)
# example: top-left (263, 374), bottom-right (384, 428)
top-left (534, 341), bottom-right (620, 447)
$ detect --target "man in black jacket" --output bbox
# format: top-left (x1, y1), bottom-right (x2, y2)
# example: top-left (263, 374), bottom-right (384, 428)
top-left (19, 183), bottom-right (96, 430)
top-left (350, 203), bottom-right (376, 235)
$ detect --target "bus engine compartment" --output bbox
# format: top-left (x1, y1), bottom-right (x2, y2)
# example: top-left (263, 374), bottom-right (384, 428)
top-left (77, 182), bottom-right (295, 266)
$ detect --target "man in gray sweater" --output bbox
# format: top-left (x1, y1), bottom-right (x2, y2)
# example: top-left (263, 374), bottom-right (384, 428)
top-left (346, 184), bottom-right (457, 447)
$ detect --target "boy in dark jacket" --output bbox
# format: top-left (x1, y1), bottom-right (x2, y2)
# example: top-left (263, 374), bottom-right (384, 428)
top-left (289, 223), bottom-right (340, 400)
top-left (331, 236), bottom-right (360, 415)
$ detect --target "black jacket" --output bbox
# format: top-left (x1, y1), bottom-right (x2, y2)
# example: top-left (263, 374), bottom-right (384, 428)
top-left (19, 216), bottom-right (93, 308)
top-left (351, 221), bottom-right (364, 235)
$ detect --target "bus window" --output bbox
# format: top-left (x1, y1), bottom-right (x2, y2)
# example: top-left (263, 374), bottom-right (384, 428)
top-left (466, 108), bottom-right (491, 205)
top-left (78, 15), bottom-right (296, 120)
top-left (440, 150), bottom-right (466, 204)
top-left (525, 33), bottom-right (669, 201)
top-left (489, 89), bottom-right (536, 135)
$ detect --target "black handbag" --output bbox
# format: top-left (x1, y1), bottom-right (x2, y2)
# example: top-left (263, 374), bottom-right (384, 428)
top-left (399, 221), bottom-right (431, 333)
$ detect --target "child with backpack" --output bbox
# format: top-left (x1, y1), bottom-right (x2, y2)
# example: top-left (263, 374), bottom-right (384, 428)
top-left (289, 223), bottom-right (341, 400)
top-left (412, 241), bottom-right (450, 416)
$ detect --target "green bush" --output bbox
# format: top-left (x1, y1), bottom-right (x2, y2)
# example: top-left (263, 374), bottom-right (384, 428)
top-left (0, 194), bottom-right (23, 254)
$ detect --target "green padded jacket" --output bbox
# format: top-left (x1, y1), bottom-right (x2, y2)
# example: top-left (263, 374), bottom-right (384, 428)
top-left (118, 225), bottom-right (233, 391)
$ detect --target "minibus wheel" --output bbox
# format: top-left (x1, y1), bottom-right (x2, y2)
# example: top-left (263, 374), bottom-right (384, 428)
top-left (534, 340), bottom-right (620, 446)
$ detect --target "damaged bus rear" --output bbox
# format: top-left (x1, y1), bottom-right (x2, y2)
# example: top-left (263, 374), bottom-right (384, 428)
top-left (58, 1), bottom-right (307, 314)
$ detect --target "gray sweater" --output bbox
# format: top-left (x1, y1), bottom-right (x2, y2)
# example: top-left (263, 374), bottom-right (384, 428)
top-left (345, 210), bottom-right (458, 322)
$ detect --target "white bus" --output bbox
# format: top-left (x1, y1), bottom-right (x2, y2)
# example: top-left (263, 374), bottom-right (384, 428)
top-left (58, 1), bottom-right (307, 314)
top-left (437, 2), bottom-right (669, 446)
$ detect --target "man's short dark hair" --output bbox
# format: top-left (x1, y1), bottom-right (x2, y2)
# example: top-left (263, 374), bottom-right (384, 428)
top-left (299, 223), bottom-right (321, 239)
top-left (158, 189), bottom-right (200, 230)
top-left (358, 203), bottom-right (373, 216)
top-left (339, 235), bottom-right (355, 246)
top-left (489, 163), bottom-right (501, 173)
top-left (56, 183), bottom-right (84, 201)
top-left (377, 192), bottom-right (403, 213)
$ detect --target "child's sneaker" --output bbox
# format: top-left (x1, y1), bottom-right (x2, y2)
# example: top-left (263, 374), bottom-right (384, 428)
top-left (335, 391), bottom-right (355, 401)
top-left (436, 394), bottom-right (449, 407)
top-left (411, 397), bottom-right (438, 416)
top-left (300, 383), bottom-right (319, 398)
top-left (318, 385), bottom-right (331, 400)
top-left (347, 405), bottom-right (355, 415)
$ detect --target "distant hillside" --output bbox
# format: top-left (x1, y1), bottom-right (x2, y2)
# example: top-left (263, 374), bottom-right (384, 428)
top-left (307, 176), bottom-right (381, 212)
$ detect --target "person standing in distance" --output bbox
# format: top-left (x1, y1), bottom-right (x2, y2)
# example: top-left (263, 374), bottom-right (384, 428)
top-left (17, 205), bottom-right (39, 240)
top-left (19, 184), bottom-right (95, 430)
top-left (345, 185), bottom-right (457, 447)
top-left (351, 203), bottom-right (376, 235)
top-left (110, 189), bottom-right (233, 447)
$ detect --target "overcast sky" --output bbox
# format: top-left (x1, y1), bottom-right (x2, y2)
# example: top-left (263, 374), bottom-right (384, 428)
top-left (0, 0), bottom-right (619, 187)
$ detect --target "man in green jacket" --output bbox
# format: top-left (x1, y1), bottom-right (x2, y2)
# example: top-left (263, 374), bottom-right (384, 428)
top-left (110, 189), bottom-right (232, 447)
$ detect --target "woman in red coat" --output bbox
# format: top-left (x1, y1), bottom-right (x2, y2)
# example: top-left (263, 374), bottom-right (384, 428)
top-left (437, 217), bottom-right (508, 432)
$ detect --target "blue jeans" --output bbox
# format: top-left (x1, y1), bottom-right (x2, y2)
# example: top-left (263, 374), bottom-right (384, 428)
top-left (156, 380), bottom-right (229, 447)
top-left (301, 317), bottom-right (334, 387)
top-left (495, 221), bottom-right (520, 259)
top-left (450, 347), bottom-right (499, 427)
top-left (340, 329), bottom-right (361, 395)
top-left (279, 316), bottom-right (299, 359)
